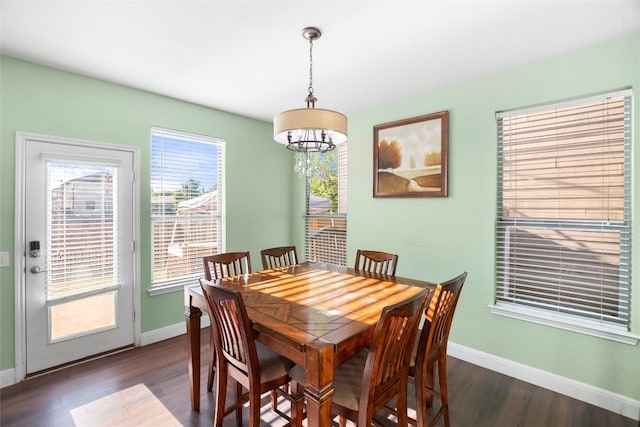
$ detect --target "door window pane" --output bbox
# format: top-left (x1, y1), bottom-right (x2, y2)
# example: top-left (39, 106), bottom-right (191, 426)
top-left (47, 161), bottom-right (120, 341)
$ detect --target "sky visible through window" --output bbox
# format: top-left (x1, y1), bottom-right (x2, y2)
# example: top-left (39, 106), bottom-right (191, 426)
top-left (151, 132), bottom-right (218, 194)
top-left (48, 162), bottom-right (113, 188)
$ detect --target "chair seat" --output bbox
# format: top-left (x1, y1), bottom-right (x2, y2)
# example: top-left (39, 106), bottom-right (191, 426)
top-left (255, 341), bottom-right (295, 382)
top-left (290, 349), bottom-right (369, 412)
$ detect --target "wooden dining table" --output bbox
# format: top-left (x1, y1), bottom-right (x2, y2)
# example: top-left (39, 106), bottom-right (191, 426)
top-left (184, 261), bottom-right (436, 427)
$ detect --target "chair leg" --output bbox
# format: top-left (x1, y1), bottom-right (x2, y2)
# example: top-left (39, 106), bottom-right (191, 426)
top-left (397, 378), bottom-right (409, 427)
top-left (207, 345), bottom-right (216, 392)
top-left (290, 381), bottom-right (305, 427)
top-left (438, 355), bottom-right (450, 427)
top-left (426, 362), bottom-right (435, 408)
top-left (414, 367), bottom-right (427, 427)
top-left (271, 385), bottom-right (289, 411)
top-left (213, 361), bottom-right (227, 427)
top-left (235, 380), bottom-right (243, 427)
top-left (249, 383), bottom-right (262, 427)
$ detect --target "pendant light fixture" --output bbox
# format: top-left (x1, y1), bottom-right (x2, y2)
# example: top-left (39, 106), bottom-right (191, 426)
top-left (273, 27), bottom-right (348, 177)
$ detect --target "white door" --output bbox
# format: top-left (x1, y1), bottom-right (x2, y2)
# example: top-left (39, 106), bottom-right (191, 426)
top-left (24, 137), bottom-right (135, 374)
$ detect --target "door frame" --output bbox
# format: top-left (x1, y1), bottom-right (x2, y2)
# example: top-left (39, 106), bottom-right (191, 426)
top-left (14, 132), bottom-right (141, 382)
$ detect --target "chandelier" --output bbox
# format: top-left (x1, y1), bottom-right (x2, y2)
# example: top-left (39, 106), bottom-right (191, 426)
top-left (273, 27), bottom-right (348, 177)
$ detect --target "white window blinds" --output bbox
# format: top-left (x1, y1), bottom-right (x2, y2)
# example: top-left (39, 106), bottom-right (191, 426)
top-left (495, 90), bottom-right (631, 329)
top-left (150, 128), bottom-right (224, 291)
top-left (46, 162), bottom-right (119, 300)
top-left (305, 144), bottom-right (348, 266)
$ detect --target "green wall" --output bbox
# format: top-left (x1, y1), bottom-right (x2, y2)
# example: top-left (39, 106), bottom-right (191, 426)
top-left (341, 32), bottom-right (640, 401)
top-left (0, 56), bottom-right (294, 369)
top-left (2, 32), bottom-right (640, 403)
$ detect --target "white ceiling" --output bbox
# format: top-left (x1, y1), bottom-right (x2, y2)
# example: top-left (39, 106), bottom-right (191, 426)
top-left (2, 1), bottom-right (639, 122)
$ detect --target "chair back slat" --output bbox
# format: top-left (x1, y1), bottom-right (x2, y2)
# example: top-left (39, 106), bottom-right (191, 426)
top-left (354, 249), bottom-right (399, 276)
top-left (260, 246), bottom-right (298, 270)
top-left (203, 251), bottom-right (252, 280)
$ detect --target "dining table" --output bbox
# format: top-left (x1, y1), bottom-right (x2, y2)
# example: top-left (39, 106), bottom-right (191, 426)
top-left (184, 261), bottom-right (436, 427)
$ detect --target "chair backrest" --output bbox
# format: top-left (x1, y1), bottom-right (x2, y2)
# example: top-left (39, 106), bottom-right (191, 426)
top-left (359, 288), bottom-right (429, 425)
top-left (203, 251), bottom-right (252, 280)
top-left (354, 249), bottom-right (399, 275)
top-left (419, 272), bottom-right (467, 364)
top-left (199, 278), bottom-right (259, 380)
top-left (260, 246), bottom-right (298, 270)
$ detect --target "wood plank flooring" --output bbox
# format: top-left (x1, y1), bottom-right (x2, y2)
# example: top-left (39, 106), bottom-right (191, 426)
top-left (0, 328), bottom-right (636, 426)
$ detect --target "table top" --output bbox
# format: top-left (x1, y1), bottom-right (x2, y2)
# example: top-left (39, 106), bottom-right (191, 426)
top-left (187, 262), bottom-right (435, 364)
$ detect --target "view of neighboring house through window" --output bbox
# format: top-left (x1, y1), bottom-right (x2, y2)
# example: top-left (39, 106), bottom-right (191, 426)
top-left (494, 90), bottom-right (632, 335)
top-left (150, 128), bottom-right (224, 293)
top-left (305, 144), bottom-right (347, 266)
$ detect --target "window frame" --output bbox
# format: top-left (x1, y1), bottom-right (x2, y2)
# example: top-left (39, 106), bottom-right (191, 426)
top-left (148, 127), bottom-right (225, 296)
top-left (490, 90), bottom-right (637, 345)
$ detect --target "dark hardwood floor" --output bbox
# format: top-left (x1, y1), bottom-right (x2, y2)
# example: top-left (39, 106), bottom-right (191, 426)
top-left (1, 328), bottom-right (636, 426)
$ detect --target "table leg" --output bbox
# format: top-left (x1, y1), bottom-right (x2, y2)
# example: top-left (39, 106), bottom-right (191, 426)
top-left (303, 343), bottom-right (335, 427)
top-left (185, 304), bottom-right (202, 411)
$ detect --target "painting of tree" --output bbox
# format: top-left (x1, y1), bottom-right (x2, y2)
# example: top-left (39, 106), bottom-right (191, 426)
top-left (424, 151), bottom-right (441, 166)
top-left (377, 139), bottom-right (403, 170)
top-left (373, 111), bottom-right (449, 197)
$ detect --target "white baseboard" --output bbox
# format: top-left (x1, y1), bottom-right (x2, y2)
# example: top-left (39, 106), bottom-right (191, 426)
top-left (1, 368), bottom-right (16, 388)
top-left (140, 316), bottom-right (210, 346)
top-left (448, 341), bottom-right (640, 421)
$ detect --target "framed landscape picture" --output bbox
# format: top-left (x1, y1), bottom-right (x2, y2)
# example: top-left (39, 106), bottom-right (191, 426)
top-left (373, 111), bottom-right (449, 198)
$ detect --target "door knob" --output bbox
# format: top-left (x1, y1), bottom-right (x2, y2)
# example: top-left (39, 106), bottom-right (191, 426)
top-left (30, 266), bottom-right (47, 274)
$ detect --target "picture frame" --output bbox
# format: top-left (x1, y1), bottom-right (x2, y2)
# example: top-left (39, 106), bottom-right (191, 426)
top-left (373, 110), bottom-right (449, 198)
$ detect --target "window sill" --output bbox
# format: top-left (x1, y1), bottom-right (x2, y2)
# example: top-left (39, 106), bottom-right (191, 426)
top-left (148, 279), bottom-right (195, 296)
top-left (489, 303), bottom-right (638, 345)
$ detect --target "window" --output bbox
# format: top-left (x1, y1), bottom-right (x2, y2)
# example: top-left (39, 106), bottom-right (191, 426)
top-left (305, 145), bottom-right (348, 266)
top-left (493, 90), bottom-right (633, 341)
top-left (150, 128), bottom-right (224, 294)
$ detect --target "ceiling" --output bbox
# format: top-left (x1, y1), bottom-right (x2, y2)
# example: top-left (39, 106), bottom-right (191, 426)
top-left (2, 1), bottom-right (639, 123)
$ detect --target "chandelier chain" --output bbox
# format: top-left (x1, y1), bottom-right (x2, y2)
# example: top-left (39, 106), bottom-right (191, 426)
top-left (308, 36), bottom-right (313, 94)
top-left (306, 35), bottom-right (316, 107)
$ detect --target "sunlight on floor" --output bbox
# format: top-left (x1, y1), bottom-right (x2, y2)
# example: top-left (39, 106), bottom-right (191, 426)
top-left (70, 383), bottom-right (181, 426)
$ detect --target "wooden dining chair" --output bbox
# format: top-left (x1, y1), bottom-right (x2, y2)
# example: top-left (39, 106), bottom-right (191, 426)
top-left (354, 249), bottom-right (399, 275)
top-left (203, 251), bottom-right (252, 280)
top-left (202, 251), bottom-right (252, 392)
top-left (199, 278), bottom-right (294, 427)
top-left (410, 272), bottom-right (467, 427)
top-left (260, 245), bottom-right (298, 270)
top-left (289, 288), bottom-right (429, 427)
